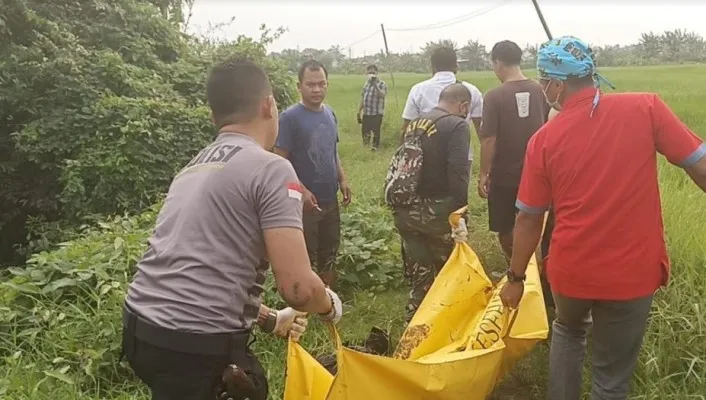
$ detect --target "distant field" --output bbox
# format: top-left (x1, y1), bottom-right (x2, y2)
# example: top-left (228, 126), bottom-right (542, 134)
top-left (321, 64), bottom-right (706, 399)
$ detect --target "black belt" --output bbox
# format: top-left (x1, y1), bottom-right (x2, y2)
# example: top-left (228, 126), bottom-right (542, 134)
top-left (122, 304), bottom-right (250, 356)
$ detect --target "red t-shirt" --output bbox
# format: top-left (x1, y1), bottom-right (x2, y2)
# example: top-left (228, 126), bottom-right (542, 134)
top-left (517, 87), bottom-right (706, 300)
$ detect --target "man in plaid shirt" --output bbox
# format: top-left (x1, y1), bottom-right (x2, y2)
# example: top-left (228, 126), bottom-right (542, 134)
top-left (357, 64), bottom-right (387, 150)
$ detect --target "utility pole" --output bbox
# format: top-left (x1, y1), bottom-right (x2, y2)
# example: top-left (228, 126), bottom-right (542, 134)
top-left (531, 0), bottom-right (553, 40)
top-left (380, 23), bottom-right (398, 108)
top-left (380, 23), bottom-right (391, 58)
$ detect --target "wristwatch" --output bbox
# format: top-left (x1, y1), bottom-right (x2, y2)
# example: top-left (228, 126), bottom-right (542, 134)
top-left (506, 269), bottom-right (526, 283)
top-left (262, 309), bottom-right (278, 333)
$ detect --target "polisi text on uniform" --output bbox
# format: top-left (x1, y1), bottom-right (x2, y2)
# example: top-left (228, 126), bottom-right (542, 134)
top-left (186, 144), bottom-right (243, 168)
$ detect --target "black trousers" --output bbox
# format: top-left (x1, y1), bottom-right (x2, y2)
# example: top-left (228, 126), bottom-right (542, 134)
top-left (122, 308), bottom-right (268, 400)
top-left (361, 114), bottom-right (383, 148)
top-left (302, 201), bottom-right (341, 275)
top-left (487, 184), bottom-right (519, 235)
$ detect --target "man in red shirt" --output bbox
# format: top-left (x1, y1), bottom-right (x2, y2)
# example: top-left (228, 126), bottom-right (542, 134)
top-left (500, 36), bottom-right (706, 399)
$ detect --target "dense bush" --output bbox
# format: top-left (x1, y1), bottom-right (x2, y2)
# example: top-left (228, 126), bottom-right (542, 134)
top-left (0, 0), bottom-right (297, 264)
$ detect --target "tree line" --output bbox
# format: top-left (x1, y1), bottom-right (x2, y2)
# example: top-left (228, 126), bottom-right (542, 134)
top-left (270, 29), bottom-right (706, 74)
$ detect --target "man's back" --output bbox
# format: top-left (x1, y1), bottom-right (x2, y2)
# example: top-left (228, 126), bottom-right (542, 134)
top-left (415, 107), bottom-right (471, 210)
top-left (403, 72), bottom-right (483, 123)
top-left (482, 79), bottom-right (548, 187)
top-left (126, 133), bottom-right (302, 333)
top-left (521, 88), bottom-right (705, 299)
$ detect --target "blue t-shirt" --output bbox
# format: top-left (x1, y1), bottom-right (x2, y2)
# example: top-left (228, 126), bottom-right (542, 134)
top-left (276, 103), bottom-right (339, 204)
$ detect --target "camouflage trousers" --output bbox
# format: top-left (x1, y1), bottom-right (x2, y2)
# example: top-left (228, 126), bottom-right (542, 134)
top-left (393, 198), bottom-right (455, 323)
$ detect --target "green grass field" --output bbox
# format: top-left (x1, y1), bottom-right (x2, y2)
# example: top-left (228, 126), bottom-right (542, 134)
top-left (3, 65), bottom-right (705, 400)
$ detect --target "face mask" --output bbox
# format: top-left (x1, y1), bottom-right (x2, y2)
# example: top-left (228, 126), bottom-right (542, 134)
top-left (368, 73), bottom-right (376, 79)
top-left (458, 103), bottom-right (469, 119)
top-left (542, 80), bottom-right (564, 111)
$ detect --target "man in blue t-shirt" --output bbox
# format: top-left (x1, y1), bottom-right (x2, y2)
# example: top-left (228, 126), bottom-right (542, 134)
top-left (274, 60), bottom-right (352, 289)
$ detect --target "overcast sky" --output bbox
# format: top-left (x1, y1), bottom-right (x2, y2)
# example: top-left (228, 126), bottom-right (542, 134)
top-left (186, 1), bottom-right (706, 56)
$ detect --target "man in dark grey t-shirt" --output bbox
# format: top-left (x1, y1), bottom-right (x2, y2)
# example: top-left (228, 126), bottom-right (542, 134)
top-left (391, 83), bottom-right (472, 323)
top-left (121, 59), bottom-right (343, 400)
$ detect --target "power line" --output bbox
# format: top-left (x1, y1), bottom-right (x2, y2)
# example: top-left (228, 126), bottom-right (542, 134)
top-left (342, 30), bottom-right (381, 49)
top-left (388, 0), bottom-right (511, 32)
top-left (386, 0), bottom-right (513, 32)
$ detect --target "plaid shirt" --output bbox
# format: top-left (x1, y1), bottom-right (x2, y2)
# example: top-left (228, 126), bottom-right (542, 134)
top-left (361, 78), bottom-right (387, 116)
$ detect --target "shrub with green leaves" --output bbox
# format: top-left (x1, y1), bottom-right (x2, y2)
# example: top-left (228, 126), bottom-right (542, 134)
top-left (0, 0), bottom-right (298, 264)
top-left (337, 203), bottom-right (402, 292)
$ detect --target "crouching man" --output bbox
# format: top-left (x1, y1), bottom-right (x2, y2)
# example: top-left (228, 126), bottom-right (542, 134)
top-left (121, 59), bottom-right (343, 400)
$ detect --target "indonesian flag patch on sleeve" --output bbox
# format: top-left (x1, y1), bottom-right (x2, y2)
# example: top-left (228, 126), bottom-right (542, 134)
top-left (287, 182), bottom-right (303, 201)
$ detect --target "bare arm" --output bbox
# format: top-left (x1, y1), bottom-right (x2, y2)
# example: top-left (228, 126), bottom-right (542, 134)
top-left (252, 157), bottom-right (332, 315)
top-left (650, 94), bottom-right (706, 193)
top-left (479, 136), bottom-right (496, 180)
top-left (478, 92), bottom-right (498, 195)
top-left (336, 155), bottom-right (347, 184)
top-left (264, 227), bottom-right (332, 314)
top-left (511, 133), bottom-right (552, 277)
top-left (685, 155), bottom-right (706, 192)
top-left (508, 212), bottom-right (545, 277)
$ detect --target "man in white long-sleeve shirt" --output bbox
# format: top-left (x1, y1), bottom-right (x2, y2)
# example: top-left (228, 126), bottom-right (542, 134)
top-left (399, 46), bottom-right (483, 165)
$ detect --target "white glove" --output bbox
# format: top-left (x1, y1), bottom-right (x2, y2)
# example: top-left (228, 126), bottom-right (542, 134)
top-left (318, 287), bottom-right (343, 324)
top-left (451, 217), bottom-right (468, 243)
top-left (273, 307), bottom-right (308, 342)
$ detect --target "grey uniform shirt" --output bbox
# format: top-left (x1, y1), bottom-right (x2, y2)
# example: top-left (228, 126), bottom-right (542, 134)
top-left (125, 133), bottom-right (303, 334)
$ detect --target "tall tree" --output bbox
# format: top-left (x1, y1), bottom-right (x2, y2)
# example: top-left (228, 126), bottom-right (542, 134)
top-left (460, 39), bottom-right (489, 71)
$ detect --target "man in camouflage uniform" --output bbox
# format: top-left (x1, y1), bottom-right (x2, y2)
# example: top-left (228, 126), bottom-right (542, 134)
top-left (392, 83), bottom-right (473, 322)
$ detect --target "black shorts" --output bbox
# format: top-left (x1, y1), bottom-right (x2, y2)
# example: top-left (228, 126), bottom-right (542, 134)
top-left (487, 184), bottom-right (519, 235)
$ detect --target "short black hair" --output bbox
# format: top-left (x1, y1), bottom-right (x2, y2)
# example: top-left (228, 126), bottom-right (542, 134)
top-left (430, 47), bottom-right (457, 72)
top-left (491, 40), bottom-right (523, 65)
top-left (439, 82), bottom-right (472, 104)
top-left (366, 64), bottom-right (378, 72)
top-left (206, 58), bottom-right (271, 127)
top-left (298, 60), bottom-right (328, 83)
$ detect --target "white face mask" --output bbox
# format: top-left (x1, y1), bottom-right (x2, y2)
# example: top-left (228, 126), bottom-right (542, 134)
top-left (368, 73), bottom-right (376, 79)
top-left (542, 80), bottom-right (564, 111)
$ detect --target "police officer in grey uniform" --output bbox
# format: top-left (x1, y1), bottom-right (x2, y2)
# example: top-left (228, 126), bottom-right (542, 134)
top-left (121, 59), bottom-right (343, 400)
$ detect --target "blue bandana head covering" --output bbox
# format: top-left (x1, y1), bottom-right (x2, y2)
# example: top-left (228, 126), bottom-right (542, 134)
top-left (537, 35), bottom-right (615, 116)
